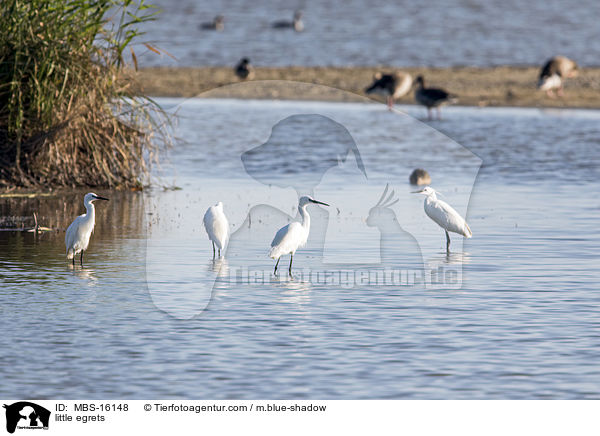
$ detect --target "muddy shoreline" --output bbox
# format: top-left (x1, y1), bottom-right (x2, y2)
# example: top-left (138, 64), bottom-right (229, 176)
top-left (135, 66), bottom-right (600, 108)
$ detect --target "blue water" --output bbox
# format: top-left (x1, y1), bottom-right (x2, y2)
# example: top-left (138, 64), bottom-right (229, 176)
top-left (1, 100), bottom-right (599, 398)
top-left (137, 0), bottom-right (600, 67)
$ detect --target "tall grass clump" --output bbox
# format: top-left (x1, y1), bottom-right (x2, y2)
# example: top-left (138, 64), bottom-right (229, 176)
top-left (0, 0), bottom-right (169, 188)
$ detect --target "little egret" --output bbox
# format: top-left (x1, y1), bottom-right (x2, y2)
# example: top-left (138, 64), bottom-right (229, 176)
top-left (65, 192), bottom-right (109, 266)
top-left (203, 202), bottom-right (229, 258)
top-left (269, 196), bottom-right (329, 275)
top-left (413, 187), bottom-right (471, 252)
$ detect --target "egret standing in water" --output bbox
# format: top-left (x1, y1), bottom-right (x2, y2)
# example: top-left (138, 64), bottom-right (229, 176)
top-left (65, 192), bottom-right (109, 266)
top-left (413, 187), bottom-right (471, 252)
top-left (203, 202), bottom-right (229, 258)
top-left (269, 196), bottom-right (329, 275)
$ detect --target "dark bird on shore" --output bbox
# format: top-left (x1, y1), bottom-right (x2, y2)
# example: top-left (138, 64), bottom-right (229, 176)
top-left (365, 72), bottom-right (413, 110)
top-left (409, 168), bottom-right (431, 186)
top-left (414, 75), bottom-right (457, 120)
top-left (537, 56), bottom-right (578, 98)
top-left (272, 10), bottom-right (304, 32)
top-left (234, 58), bottom-right (255, 80)
top-left (201, 15), bottom-right (225, 31)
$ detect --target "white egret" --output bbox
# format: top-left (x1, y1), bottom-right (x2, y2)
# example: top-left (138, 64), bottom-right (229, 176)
top-left (269, 195), bottom-right (329, 275)
top-left (65, 192), bottom-right (109, 266)
top-left (203, 202), bottom-right (229, 258)
top-left (413, 186), bottom-right (471, 252)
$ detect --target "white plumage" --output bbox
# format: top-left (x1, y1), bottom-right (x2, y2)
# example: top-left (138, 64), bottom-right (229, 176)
top-left (414, 186), bottom-right (471, 252)
top-left (269, 221), bottom-right (307, 259)
top-left (203, 201), bottom-right (229, 257)
top-left (537, 73), bottom-right (562, 92)
top-left (65, 192), bottom-right (109, 265)
top-left (269, 195), bottom-right (329, 274)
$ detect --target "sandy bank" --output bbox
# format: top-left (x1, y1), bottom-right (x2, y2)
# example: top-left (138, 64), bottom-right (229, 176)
top-left (135, 66), bottom-right (600, 108)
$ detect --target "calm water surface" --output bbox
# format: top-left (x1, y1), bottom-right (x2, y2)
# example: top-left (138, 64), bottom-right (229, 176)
top-left (138, 0), bottom-right (600, 67)
top-left (1, 100), bottom-right (599, 399)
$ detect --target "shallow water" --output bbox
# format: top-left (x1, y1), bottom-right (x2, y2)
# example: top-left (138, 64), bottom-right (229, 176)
top-left (139, 0), bottom-right (600, 67)
top-left (1, 99), bottom-right (599, 399)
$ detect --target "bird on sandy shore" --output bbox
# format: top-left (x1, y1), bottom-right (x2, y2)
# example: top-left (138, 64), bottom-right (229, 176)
top-left (414, 75), bottom-right (457, 120)
top-left (537, 56), bottom-right (578, 98)
top-left (272, 10), bottom-right (304, 32)
top-left (413, 186), bottom-right (471, 253)
top-left (234, 58), bottom-right (255, 80)
top-left (409, 168), bottom-right (431, 186)
top-left (201, 15), bottom-right (224, 31)
top-left (65, 193), bottom-right (109, 266)
top-left (365, 72), bottom-right (413, 110)
top-left (269, 196), bottom-right (329, 275)
top-left (203, 202), bottom-right (229, 258)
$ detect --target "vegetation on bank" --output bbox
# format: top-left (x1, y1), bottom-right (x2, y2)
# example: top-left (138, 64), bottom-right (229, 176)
top-left (0, 0), bottom-right (170, 189)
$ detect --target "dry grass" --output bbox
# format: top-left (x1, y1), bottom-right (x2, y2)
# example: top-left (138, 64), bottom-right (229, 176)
top-left (0, 0), bottom-right (170, 189)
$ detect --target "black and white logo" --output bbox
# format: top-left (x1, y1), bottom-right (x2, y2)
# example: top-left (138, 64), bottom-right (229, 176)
top-left (3, 402), bottom-right (50, 434)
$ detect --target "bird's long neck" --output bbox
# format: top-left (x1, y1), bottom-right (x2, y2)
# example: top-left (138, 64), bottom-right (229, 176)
top-left (84, 201), bottom-right (96, 225)
top-left (426, 192), bottom-right (437, 202)
top-left (299, 204), bottom-right (310, 229)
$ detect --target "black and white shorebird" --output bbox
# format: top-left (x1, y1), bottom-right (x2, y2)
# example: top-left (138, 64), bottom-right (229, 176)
top-left (200, 15), bottom-right (224, 31)
top-left (414, 75), bottom-right (457, 120)
top-left (272, 10), bottom-right (304, 32)
top-left (537, 56), bottom-right (578, 98)
top-left (234, 58), bottom-right (255, 80)
top-left (365, 72), bottom-right (413, 110)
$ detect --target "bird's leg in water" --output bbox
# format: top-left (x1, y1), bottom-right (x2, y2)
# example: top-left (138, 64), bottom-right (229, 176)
top-left (445, 230), bottom-right (451, 253)
top-left (72, 253), bottom-right (75, 266)
top-left (387, 96), bottom-right (393, 110)
top-left (288, 254), bottom-right (293, 275)
top-left (212, 241), bottom-right (215, 259)
top-left (218, 248), bottom-right (221, 257)
top-left (427, 107), bottom-right (432, 120)
top-left (274, 257), bottom-right (280, 275)
top-left (80, 250), bottom-right (84, 267)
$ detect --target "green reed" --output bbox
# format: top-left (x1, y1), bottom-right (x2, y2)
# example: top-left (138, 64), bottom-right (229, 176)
top-left (0, 0), bottom-right (170, 188)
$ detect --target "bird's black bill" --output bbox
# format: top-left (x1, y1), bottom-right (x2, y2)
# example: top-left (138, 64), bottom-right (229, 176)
top-left (94, 195), bottom-right (110, 201)
top-left (310, 199), bottom-right (329, 206)
top-left (411, 190), bottom-right (424, 194)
